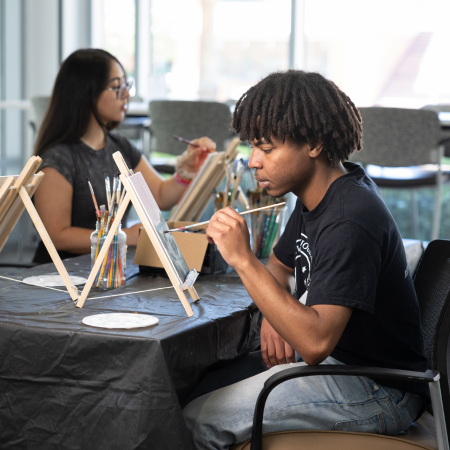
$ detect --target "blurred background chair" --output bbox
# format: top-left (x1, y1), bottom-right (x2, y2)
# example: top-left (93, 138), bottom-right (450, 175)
top-left (421, 105), bottom-right (450, 160)
top-left (350, 107), bottom-right (445, 241)
top-left (148, 100), bottom-right (234, 174)
top-left (233, 239), bottom-right (450, 450)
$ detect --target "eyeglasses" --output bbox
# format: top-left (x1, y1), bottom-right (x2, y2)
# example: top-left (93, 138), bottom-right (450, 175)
top-left (107, 80), bottom-right (134, 100)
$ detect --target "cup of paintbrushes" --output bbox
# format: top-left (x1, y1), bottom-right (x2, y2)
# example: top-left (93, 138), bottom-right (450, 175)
top-left (91, 217), bottom-right (127, 290)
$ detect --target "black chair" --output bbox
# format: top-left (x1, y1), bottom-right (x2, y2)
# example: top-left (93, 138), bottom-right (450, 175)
top-left (233, 240), bottom-right (450, 450)
top-left (349, 107), bottom-right (445, 240)
top-left (421, 105), bottom-right (450, 158)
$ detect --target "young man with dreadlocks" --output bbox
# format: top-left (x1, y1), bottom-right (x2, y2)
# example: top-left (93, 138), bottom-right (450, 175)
top-left (183, 70), bottom-right (428, 449)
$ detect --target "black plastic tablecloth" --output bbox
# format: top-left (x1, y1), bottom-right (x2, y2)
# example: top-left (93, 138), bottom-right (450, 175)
top-left (0, 251), bottom-right (261, 450)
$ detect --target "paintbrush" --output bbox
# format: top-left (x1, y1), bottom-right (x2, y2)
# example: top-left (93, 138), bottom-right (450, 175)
top-left (104, 174), bottom-right (111, 210)
top-left (173, 135), bottom-right (215, 152)
top-left (173, 135), bottom-right (200, 147)
top-left (87, 178), bottom-right (100, 218)
top-left (163, 202), bottom-right (286, 233)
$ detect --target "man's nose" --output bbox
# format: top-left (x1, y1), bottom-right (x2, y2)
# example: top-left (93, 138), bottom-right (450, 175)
top-left (248, 148), bottom-right (262, 169)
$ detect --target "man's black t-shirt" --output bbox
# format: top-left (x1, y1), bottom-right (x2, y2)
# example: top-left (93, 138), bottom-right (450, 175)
top-left (273, 162), bottom-right (429, 402)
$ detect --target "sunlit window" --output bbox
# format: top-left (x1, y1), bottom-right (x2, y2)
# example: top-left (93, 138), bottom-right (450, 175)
top-left (103, 0), bottom-right (136, 79)
top-left (304, 0), bottom-right (450, 108)
top-left (150, 0), bottom-right (291, 102)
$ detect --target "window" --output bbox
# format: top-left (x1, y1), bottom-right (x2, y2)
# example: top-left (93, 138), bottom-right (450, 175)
top-left (150, 0), bottom-right (291, 102)
top-left (103, 0), bottom-right (136, 79)
top-left (304, 0), bottom-right (450, 108)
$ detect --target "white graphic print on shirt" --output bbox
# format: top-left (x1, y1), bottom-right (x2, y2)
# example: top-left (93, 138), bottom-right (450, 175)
top-left (295, 233), bottom-right (312, 299)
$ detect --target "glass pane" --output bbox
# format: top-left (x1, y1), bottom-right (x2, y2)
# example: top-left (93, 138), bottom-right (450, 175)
top-left (213, 0), bottom-right (291, 102)
top-left (150, 0), bottom-right (291, 101)
top-left (103, 0), bottom-right (136, 78)
top-left (304, 0), bottom-right (450, 108)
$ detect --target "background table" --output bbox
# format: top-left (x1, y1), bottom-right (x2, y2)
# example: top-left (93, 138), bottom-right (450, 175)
top-left (0, 250), bottom-right (261, 450)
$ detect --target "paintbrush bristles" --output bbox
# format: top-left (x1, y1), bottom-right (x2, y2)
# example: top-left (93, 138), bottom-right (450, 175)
top-left (87, 178), bottom-right (100, 218)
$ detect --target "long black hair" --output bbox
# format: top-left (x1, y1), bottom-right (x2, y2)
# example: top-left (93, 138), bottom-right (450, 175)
top-left (34, 48), bottom-right (126, 156)
top-left (232, 70), bottom-right (362, 165)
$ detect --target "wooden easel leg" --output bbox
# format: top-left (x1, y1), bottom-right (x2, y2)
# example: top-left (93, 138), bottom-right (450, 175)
top-left (174, 285), bottom-right (194, 317)
top-left (187, 286), bottom-right (199, 302)
top-left (76, 193), bottom-right (131, 308)
top-left (19, 187), bottom-right (79, 301)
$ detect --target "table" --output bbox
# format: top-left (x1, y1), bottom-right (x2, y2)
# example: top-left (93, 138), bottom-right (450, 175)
top-left (0, 250), bottom-right (261, 450)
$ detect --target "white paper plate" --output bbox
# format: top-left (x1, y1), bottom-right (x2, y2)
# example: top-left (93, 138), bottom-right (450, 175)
top-left (82, 313), bottom-right (159, 329)
top-left (23, 274), bottom-right (88, 287)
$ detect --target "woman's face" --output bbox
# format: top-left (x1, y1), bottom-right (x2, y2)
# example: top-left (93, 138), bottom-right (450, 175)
top-left (96, 60), bottom-right (129, 124)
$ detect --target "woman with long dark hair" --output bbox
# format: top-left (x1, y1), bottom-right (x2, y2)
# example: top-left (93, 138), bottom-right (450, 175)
top-left (33, 48), bottom-right (215, 264)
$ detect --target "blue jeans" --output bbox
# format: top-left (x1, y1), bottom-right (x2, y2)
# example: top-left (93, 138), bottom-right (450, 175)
top-left (183, 356), bottom-right (424, 450)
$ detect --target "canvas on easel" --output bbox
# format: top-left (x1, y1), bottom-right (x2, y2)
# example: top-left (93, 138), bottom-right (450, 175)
top-left (76, 152), bottom-right (199, 317)
top-left (169, 137), bottom-right (241, 222)
top-left (0, 156), bottom-right (79, 301)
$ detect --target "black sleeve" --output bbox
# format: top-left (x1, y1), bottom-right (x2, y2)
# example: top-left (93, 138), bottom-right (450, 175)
top-left (40, 146), bottom-right (75, 186)
top-left (306, 221), bottom-right (382, 314)
top-left (272, 201), bottom-right (299, 269)
top-left (111, 132), bottom-right (142, 170)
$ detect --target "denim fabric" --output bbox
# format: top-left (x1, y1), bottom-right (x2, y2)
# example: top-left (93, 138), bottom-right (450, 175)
top-left (183, 356), bottom-right (423, 450)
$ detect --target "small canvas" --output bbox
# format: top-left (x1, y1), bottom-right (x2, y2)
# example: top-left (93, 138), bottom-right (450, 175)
top-left (169, 137), bottom-right (241, 222)
top-left (127, 172), bottom-right (191, 284)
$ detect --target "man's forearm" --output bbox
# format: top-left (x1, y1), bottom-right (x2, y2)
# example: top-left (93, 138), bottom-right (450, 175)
top-left (265, 257), bottom-right (295, 294)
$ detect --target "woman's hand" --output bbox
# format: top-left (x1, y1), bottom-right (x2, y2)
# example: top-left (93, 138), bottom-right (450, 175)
top-left (175, 136), bottom-right (216, 180)
top-left (123, 223), bottom-right (142, 246)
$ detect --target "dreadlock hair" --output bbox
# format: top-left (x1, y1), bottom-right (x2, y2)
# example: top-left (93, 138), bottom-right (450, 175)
top-left (232, 70), bottom-right (362, 165)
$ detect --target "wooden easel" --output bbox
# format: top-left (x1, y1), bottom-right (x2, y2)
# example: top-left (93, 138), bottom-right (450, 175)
top-left (169, 137), bottom-right (240, 222)
top-left (0, 156), bottom-right (79, 301)
top-left (76, 152), bottom-right (198, 317)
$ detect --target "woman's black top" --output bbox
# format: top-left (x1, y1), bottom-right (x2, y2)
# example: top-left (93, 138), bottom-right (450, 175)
top-left (33, 133), bottom-right (142, 264)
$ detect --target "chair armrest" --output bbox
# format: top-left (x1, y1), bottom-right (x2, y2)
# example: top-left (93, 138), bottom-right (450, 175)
top-left (250, 365), bottom-right (438, 450)
top-left (264, 365), bottom-right (438, 388)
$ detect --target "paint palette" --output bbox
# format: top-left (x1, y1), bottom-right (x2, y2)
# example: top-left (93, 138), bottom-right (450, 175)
top-left (23, 274), bottom-right (88, 287)
top-left (82, 313), bottom-right (159, 329)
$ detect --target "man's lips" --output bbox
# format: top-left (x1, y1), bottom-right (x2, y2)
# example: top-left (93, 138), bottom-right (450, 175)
top-left (254, 176), bottom-right (270, 188)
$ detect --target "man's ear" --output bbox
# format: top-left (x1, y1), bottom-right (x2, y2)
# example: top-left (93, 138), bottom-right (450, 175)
top-left (309, 140), bottom-right (324, 159)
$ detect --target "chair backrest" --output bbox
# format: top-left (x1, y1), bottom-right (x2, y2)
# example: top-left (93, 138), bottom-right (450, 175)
top-left (30, 96), bottom-right (50, 134)
top-left (349, 107), bottom-right (441, 167)
top-left (413, 240), bottom-right (450, 429)
top-left (149, 100), bottom-right (233, 155)
top-left (421, 104), bottom-right (450, 114)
